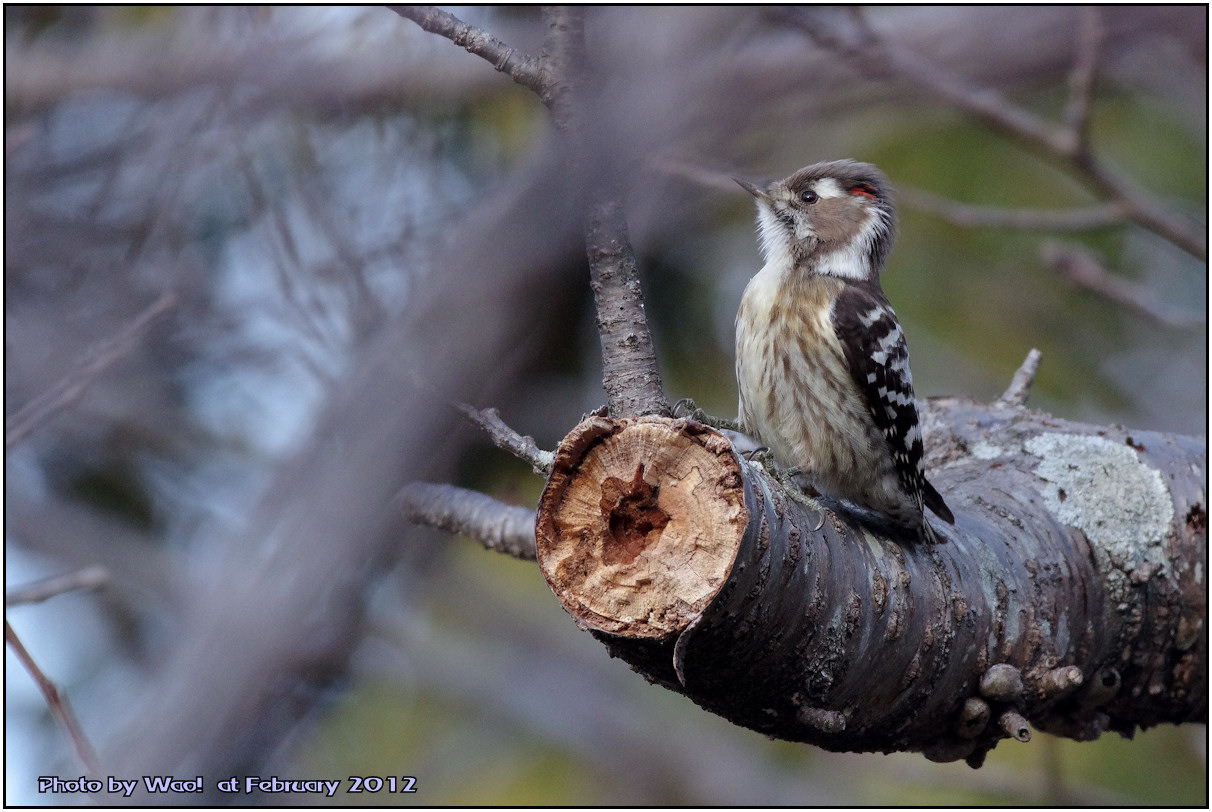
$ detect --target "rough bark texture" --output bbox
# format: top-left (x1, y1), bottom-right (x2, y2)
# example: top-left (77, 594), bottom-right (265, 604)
top-left (534, 400), bottom-right (1205, 766)
top-left (584, 200), bottom-right (671, 418)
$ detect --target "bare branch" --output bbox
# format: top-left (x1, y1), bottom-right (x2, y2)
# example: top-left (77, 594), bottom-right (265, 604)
top-left (778, 7), bottom-right (1207, 261)
top-left (398, 482), bottom-right (537, 561)
top-left (791, 7), bottom-right (1068, 154)
top-left (1064, 7), bottom-right (1104, 153)
top-left (538, 5), bottom-right (587, 127)
top-left (6, 620), bottom-right (104, 776)
top-left (899, 187), bottom-right (1125, 232)
top-left (1070, 157), bottom-right (1207, 262)
top-left (5, 290), bottom-right (177, 450)
top-left (1042, 242), bottom-right (1206, 329)
top-left (6, 567), bottom-right (109, 607)
top-left (458, 403), bottom-right (554, 474)
top-left (388, 6), bottom-right (546, 96)
top-left (585, 196), bottom-right (671, 417)
top-left (534, 7), bottom-right (669, 416)
top-left (399, 6), bottom-right (668, 418)
top-left (995, 349), bottom-right (1043, 409)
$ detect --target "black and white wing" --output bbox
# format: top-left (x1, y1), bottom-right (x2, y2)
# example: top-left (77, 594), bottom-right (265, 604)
top-left (832, 283), bottom-right (954, 529)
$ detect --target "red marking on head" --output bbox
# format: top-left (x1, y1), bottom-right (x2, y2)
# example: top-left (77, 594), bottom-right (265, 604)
top-left (849, 184), bottom-right (878, 199)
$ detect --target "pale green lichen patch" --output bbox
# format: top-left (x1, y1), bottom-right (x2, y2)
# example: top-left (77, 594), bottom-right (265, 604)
top-left (971, 441), bottom-right (1006, 460)
top-left (1025, 433), bottom-right (1172, 571)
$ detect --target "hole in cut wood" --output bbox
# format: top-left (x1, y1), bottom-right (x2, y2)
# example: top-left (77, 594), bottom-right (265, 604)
top-left (536, 416), bottom-right (748, 639)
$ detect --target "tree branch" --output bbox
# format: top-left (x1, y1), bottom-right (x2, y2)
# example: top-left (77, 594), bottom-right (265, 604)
top-left (405, 392), bottom-right (1205, 763)
top-left (388, 6), bottom-right (546, 96)
top-left (457, 403), bottom-right (554, 474)
top-left (1042, 242), bottom-right (1205, 329)
top-left (539, 6), bottom-right (669, 417)
top-left (584, 196), bottom-right (671, 417)
top-left (994, 349), bottom-right (1043, 408)
top-left (5, 290), bottom-right (177, 450)
top-left (397, 5), bottom-right (669, 418)
top-left (7, 619), bottom-right (104, 776)
top-left (6, 566), bottom-right (109, 607)
top-left (778, 7), bottom-right (1206, 261)
top-left (530, 407), bottom-right (1205, 766)
top-left (1063, 7), bottom-right (1103, 153)
top-left (6, 567), bottom-right (111, 776)
top-left (898, 187), bottom-right (1126, 232)
top-left (398, 482), bottom-right (536, 561)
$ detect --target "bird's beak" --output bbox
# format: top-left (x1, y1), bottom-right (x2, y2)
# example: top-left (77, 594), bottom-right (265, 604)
top-left (734, 177), bottom-right (770, 202)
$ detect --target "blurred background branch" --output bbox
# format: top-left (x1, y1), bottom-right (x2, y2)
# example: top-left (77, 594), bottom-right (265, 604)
top-left (5, 6), bottom-right (1204, 805)
top-left (777, 6), bottom-right (1206, 260)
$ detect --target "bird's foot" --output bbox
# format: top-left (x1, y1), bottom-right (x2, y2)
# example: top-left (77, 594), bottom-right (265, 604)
top-left (672, 397), bottom-right (741, 433)
top-left (742, 458), bottom-right (827, 532)
top-left (777, 467), bottom-right (827, 531)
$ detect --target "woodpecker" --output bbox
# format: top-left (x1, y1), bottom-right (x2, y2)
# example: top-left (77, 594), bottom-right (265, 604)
top-left (734, 159), bottom-right (954, 543)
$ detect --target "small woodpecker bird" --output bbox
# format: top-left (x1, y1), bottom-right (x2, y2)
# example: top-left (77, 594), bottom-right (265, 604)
top-left (734, 159), bottom-right (954, 543)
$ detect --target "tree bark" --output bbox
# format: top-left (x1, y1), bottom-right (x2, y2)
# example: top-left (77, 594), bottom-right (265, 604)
top-left (534, 400), bottom-right (1206, 767)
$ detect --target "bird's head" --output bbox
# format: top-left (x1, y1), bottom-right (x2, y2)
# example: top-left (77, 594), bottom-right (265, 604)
top-left (737, 159), bottom-right (896, 281)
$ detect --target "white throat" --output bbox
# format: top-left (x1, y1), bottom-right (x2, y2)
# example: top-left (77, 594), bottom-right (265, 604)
top-left (755, 203), bottom-right (886, 282)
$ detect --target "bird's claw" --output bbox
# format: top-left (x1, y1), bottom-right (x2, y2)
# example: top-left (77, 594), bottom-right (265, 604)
top-left (672, 397), bottom-right (741, 433)
top-left (777, 467), bottom-right (827, 531)
top-left (742, 454), bottom-right (827, 531)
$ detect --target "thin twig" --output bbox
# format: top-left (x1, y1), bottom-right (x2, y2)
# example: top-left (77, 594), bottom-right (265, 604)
top-left (388, 6), bottom-right (546, 96)
top-left (899, 187), bottom-right (1126, 232)
top-left (1042, 242), bottom-right (1205, 329)
top-left (995, 349), bottom-right (1043, 408)
top-left (457, 403), bottom-right (554, 474)
top-left (5, 290), bottom-right (177, 450)
top-left (1063, 7), bottom-right (1103, 153)
top-left (6, 566), bottom-right (109, 607)
top-left (397, 482), bottom-right (537, 561)
top-left (6, 620), bottom-right (104, 776)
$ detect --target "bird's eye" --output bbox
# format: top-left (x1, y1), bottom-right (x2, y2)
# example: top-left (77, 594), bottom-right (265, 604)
top-left (800, 189), bottom-right (819, 204)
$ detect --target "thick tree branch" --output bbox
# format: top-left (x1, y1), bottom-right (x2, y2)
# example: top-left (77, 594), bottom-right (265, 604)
top-left (526, 405), bottom-right (1205, 766)
top-left (405, 383), bottom-right (1206, 765)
